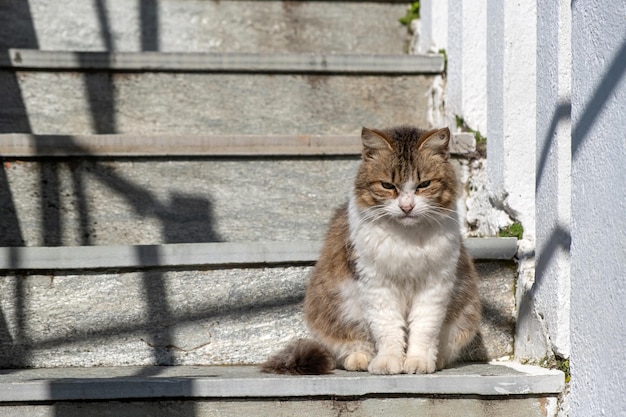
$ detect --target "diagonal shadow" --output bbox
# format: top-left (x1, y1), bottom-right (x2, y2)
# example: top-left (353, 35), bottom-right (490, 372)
top-left (5, 288), bottom-right (303, 359)
top-left (536, 101), bottom-right (571, 191)
top-left (23, 137), bottom-right (223, 378)
top-left (572, 36), bottom-right (626, 157)
top-left (531, 34), bottom-right (626, 359)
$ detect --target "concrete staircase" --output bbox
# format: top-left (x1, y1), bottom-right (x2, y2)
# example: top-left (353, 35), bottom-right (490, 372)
top-left (0, 1), bottom-right (564, 415)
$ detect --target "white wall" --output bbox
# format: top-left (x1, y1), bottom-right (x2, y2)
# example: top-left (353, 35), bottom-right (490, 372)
top-left (534, 0), bottom-right (571, 362)
top-left (447, 0), bottom-right (487, 133)
top-left (420, 2), bottom-right (626, 413)
top-left (485, 0), bottom-right (540, 359)
top-left (415, 0), bottom-right (447, 54)
top-left (486, 0), bottom-right (537, 237)
top-left (570, 1), bottom-right (626, 416)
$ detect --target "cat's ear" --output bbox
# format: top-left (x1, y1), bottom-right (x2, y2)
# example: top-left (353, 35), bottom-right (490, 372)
top-left (417, 127), bottom-right (450, 158)
top-left (361, 127), bottom-right (393, 159)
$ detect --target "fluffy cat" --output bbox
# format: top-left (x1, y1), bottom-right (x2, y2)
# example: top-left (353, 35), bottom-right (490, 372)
top-left (261, 126), bottom-right (481, 375)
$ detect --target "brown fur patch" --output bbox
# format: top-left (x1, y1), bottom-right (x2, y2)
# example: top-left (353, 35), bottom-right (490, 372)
top-left (260, 339), bottom-right (335, 375)
top-left (354, 126), bottom-right (457, 211)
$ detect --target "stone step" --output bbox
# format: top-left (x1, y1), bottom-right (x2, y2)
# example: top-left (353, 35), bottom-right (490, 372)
top-left (0, 133), bottom-right (473, 247)
top-left (0, 363), bottom-right (564, 417)
top-left (0, 50), bottom-right (442, 135)
top-left (0, 0), bottom-right (412, 54)
top-left (0, 239), bottom-right (517, 368)
top-left (0, 238), bottom-right (516, 270)
top-left (0, 131), bottom-right (474, 157)
top-left (4, 49), bottom-right (444, 73)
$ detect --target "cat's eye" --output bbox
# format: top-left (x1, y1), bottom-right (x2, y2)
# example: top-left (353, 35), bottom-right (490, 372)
top-left (381, 181), bottom-right (396, 190)
top-left (416, 180), bottom-right (431, 190)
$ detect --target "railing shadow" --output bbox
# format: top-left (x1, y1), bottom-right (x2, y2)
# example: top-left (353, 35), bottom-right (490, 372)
top-left (0, 3), bottom-right (221, 413)
top-left (530, 28), bottom-right (626, 359)
top-left (0, 0), bottom-right (38, 375)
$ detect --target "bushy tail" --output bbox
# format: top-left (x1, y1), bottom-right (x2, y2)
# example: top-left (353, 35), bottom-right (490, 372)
top-left (260, 339), bottom-right (335, 375)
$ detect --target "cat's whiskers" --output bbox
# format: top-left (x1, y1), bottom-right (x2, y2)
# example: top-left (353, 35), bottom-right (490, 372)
top-left (349, 206), bottom-right (392, 232)
top-left (408, 204), bottom-right (461, 229)
top-left (431, 205), bottom-right (462, 226)
top-left (358, 207), bottom-right (389, 225)
top-left (410, 206), bottom-right (445, 228)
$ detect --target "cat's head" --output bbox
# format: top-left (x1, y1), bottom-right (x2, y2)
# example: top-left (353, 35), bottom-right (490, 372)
top-left (353, 126), bottom-right (459, 226)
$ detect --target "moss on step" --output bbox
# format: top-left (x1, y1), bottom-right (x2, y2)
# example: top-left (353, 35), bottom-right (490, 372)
top-left (556, 358), bottom-right (570, 383)
top-left (399, 1), bottom-right (421, 26)
top-left (438, 48), bottom-right (448, 74)
top-left (455, 115), bottom-right (487, 156)
top-left (498, 222), bottom-right (524, 240)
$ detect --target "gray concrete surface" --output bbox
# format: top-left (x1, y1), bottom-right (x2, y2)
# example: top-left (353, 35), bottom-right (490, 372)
top-left (0, 397), bottom-right (560, 417)
top-left (0, 260), bottom-right (515, 368)
top-left (0, 238), bottom-right (517, 270)
top-left (1, 156), bottom-right (483, 247)
top-left (3, 50), bottom-right (444, 74)
top-left (0, 363), bottom-right (563, 416)
top-left (0, 131), bottom-right (475, 157)
top-left (0, 363), bottom-right (564, 402)
top-left (1, 71), bottom-right (434, 135)
top-left (0, 1), bottom-right (411, 54)
top-left (1, 157), bottom-right (359, 246)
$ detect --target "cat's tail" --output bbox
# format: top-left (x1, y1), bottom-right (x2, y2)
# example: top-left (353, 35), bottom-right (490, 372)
top-left (260, 339), bottom-right (335, 375)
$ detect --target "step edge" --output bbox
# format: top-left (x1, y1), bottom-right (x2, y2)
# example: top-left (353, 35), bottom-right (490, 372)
top-left (1, 49), bottom-right (445, 74)
top-left (0, 133), bottom-right (475, 157)
top-left (0, 363), bottom-right (564, 403)
top-left (0, 238), bottom-right (517, 271)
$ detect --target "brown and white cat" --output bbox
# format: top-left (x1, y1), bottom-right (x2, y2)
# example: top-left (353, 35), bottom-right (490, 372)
top-left (261, 126), bottom-right (481, 375)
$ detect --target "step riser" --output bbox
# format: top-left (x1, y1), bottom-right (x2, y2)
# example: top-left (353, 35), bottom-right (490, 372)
top-left (1, 1), bottom-right (410, 54)
top-left (2, 157), bottom-right (357, 246)
top-left (1, 157), bottom-right (478, 246)
top-left (0, 397), bottom-right (556, 417)
top-left (1, 71), bottom-right (434, 135)
top-left (0, 261), bottom-right (514, 368)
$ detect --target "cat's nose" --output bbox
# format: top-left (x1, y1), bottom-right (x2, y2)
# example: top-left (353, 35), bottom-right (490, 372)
top-left (400, 203), bottom-right (414, 214)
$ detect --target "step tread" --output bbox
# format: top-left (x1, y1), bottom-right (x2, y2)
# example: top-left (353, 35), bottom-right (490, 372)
top-left (0, 238), bottom-right (518, 270)
top-left (2, 49), bottom-right (444, 74)
top-left (0, 362), bottom-right (564, 402)
top-left (1, 1), bottom-right (411, 55)
top-left (0, 132), bottom-right (476, 157)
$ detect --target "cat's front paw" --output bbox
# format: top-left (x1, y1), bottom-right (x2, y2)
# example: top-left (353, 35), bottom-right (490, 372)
top-left (368, 354), bottom-right (404, 375)
top-left (343, 352), bottom-right (372, 371)
top-left (403, 355), bottom-right (437, 374)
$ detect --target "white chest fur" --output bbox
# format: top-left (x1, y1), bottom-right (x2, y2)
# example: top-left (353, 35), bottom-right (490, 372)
top-left (348, 198), bottom-right (460, 287)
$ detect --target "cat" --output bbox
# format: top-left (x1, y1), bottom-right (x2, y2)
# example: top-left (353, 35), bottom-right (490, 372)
top-left (261, 126), bottom-right (481, 375)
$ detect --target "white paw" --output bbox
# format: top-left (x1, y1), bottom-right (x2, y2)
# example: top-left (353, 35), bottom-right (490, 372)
top-left (368, 354), bottom-right (404, 375)
top-left (403, 355), bottom-right (437, 374)
top-left (343, 352), bottom-right (372, 371)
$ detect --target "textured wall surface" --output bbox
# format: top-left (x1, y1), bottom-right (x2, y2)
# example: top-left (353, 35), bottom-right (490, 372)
top-left (570, 1), bottom-right (626, 416)
top-left (534, 0), bottom-right (571, 362)
top-left (446, 0), bottom-right (487, 133)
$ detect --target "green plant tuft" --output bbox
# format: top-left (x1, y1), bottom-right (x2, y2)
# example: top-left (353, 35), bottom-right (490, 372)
top-left (438, 48), bottom-right (448, 74)
top-left (399, 2), bottom-right (421, 26)
top-left (498, 222), bottom-right (524, 240)
top-left (557, 358), bottom-right (571, 383)
top-left (455, 115), bottom-right (487, 154)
